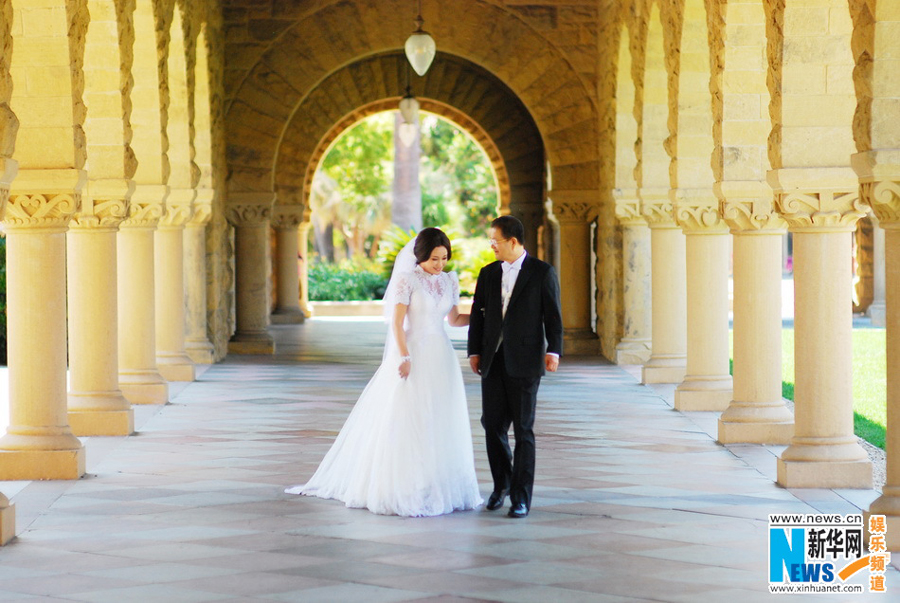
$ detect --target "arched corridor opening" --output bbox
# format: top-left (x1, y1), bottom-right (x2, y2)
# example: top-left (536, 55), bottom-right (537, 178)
top-left (0, 0), bottom-right (899, 565)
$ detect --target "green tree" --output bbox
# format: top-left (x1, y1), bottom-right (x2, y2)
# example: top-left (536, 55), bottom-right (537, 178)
top-left (313, 113), bottom-right (395, 259)
top-left (419, 116), bottom-right (498, 237)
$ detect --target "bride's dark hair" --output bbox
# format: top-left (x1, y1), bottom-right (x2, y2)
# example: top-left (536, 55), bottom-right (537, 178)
top-left (414, 227), bottom-right (452, 264)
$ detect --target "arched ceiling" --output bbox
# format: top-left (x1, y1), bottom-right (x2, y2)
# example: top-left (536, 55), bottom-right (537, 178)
top-left (274, 52), bottom-right (540, 211)
top-left (223, 0), bottom-right (599, 196)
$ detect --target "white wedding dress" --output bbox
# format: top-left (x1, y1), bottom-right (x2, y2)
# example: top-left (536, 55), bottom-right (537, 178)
top-left (285, 264), bottom-right (483, 517)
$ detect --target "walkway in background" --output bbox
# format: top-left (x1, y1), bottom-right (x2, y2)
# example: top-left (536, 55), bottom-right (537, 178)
top-left (0, 319), bottom-right (896, 601)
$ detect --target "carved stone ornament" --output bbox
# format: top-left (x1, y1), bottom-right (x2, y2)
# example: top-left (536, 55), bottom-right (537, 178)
top-left (159, 200), bottom-right (194, 228)
top-left (271, 207), bottom-right (305, 230)
top-left (3, 193), bottom-right (79, 231)
top-left (614, 198), bottom-right (644, 226)
top-left (721, 198), bottom-right (787, 233)
top-left (675, 203), bottom-right (728, 234)
top-left (860, 180), bottom-right (900, 226)
top-left (70, 197), bottom-right (129, 230)
top-left (640, 198), bottom-right (676, 226)
top-left (775, 189), bottom-right (869, 232)
top-left (120, 199), bottom-right (164, 229)
top-left (553, 200), bottom-right (597, 223)
top-left (188, 204), bottom-right (212, 227)
top-left (226, 202), bottom-right (273, 227)
top-left (188, 188), bottom-right (215, 227)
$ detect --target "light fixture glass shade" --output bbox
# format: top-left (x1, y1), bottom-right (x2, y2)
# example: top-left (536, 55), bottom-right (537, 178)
top-left (398, 122), bottom-right (417, 147)
top-left (399, 94), bottom-right (419, 124)
top-left (405, 31), bottom-right (436, 76)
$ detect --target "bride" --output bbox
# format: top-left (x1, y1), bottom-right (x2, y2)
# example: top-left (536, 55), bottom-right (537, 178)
top-left (286, 227), bottom-right (483, 516)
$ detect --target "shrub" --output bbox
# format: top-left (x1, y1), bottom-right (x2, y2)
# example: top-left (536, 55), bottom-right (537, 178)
top-left (376, 224), bottom-right (494, 296)
top-left (308, 259), bottom-right (388, 301)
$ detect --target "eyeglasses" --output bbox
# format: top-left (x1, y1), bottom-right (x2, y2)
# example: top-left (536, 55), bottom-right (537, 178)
top-left (489, 238), bottom-right (509, 246)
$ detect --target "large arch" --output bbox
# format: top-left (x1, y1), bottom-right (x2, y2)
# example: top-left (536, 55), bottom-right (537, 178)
top-left (273, 52), bottom-right (540, 217)
top-left (223, 0), bottom-right (598, 195)
top-left (291, 97), bottom-right (512, 214)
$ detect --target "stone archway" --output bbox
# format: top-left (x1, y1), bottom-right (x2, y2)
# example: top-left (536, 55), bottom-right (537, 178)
top-left (223, 0), bottom-right (598, 196)
top-left (293, 97), bottom-right (513, 218)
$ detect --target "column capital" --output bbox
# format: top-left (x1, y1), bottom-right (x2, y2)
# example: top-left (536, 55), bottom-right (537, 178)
top-left (70, 179), bottom-right (134, 230)
top-left (673, 189), bottom-right (729, 235)
top-left (639, 188), bottom-right (676, 226)
top-left (226, 192), bottom-right (275, 227)
top-left (613, 189), bottom-right (644, 226)
top-left (852, 150), bottom-right (900, 227)
top-left (4, 168), bottom-right (84, 231)
top-left (271, 205), bottom-right (305, 230)
top-left (4, 192), bottom-right (79, 232)
top-left (188, 188), bottom-right (214, 227)
top-left (716, 182), bottom-right (786, 234)
top-left (159, 188), bottom-right (196, 228)
top-left (861, 180), bottom-right (900, 227)
top-left (550, 190), bottom-right (598, 224)
top-left (768, 167), bottom-right (868, 232)
top-left (121, 184), bottom-right (166, 229)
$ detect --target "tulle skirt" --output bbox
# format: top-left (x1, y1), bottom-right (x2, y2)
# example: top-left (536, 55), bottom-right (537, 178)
top-left (285, 330), bottom-right (483, 517)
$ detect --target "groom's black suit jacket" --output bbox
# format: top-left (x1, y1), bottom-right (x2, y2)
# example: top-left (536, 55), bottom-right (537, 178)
top-left (467, 255), bottom-right (563, 380)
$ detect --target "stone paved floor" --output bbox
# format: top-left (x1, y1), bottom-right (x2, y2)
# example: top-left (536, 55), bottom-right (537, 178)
top-left (0, 318), bottom-right (896, 602)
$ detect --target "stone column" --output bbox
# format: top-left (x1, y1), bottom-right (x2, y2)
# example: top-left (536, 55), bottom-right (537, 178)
top-left (869, 212), bottom-right (886, 326)
top-left (184, 191), bottom-right (215, 363)
top-left (0, 173), bottom-right (85, 480)
top-left (552, 192), bottom-right (599, 354)
top-left (613, 193), bottom-right (651, 364)
top-left (854, 151), bottom-right (900, 545)
top-left (641, 191), bottom-right (687, 383)
top-left (673, 192), bottom-right (733, 410)
top-left (717, 185), bottom-right (793, 444)
top-left (67, 183), bottom-right (133, 436)
top-left (770, 168), bottom-right (871, 488)
top-left (154, 188), bottom-right (195, 381)
top-left (298, 218), bottom-right (312, 318)
top-left (118, 186), bottom-right (168, 404)
top-left (227, 194), bottom-right (275, 354)
top-left (0, 158), bottom-right (15, 544)
top-left (271, 206), bottom-right (305, 324)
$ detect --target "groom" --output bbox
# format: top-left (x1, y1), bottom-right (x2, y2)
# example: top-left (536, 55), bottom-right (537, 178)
top-left (468, 215), bottom-right (563, 518)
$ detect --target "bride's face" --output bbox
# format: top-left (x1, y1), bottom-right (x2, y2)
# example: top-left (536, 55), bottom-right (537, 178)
top-left (420, 246), bottom-right (449, 275)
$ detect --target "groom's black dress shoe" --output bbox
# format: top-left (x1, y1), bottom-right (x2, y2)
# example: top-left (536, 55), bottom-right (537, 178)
top-left (507, 503), bottom-right (528, 518)
top-left (486, 491), bottom-right (508, 511)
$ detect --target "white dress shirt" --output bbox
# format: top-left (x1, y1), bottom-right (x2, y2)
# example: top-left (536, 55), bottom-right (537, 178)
top-left (501, 251), bottom-right (527, 318)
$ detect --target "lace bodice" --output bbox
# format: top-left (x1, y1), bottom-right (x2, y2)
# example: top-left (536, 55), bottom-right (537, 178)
top-left (390, 266), bottom-right (460, 337)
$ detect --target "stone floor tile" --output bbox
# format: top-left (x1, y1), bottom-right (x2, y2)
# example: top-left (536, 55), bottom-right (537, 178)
top-left (262, 582), bottom-right (427, 603)
top-left (64, 583), bottom-right (236, 603)
top-left (0, 319), bottom-right (898, 601)
top-left (79, 562), bottom-right (236, 584)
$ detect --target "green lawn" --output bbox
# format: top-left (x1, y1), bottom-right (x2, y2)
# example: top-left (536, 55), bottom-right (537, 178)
top-left (730, 329), bottom-right (887, 449)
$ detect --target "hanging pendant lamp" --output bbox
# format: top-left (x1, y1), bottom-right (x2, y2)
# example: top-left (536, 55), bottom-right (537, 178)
top-left (404, 1), bottom-right (435, 76)
top-left (399, 86), bottom-right (420, 125)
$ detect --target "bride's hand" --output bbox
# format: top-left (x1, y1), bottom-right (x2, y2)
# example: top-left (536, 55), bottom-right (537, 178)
top-left (399, 357), bottom-right (411, 379)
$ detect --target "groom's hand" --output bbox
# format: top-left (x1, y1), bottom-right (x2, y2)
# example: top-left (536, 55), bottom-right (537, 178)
top-left (469, 355), bottom-right (481, 375)
top-left (545, 354), bottom-right (559, 373)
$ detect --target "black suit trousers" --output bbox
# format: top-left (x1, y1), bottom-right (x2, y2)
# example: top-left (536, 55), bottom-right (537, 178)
top-left (481, 345), bottom-right (540, 510)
